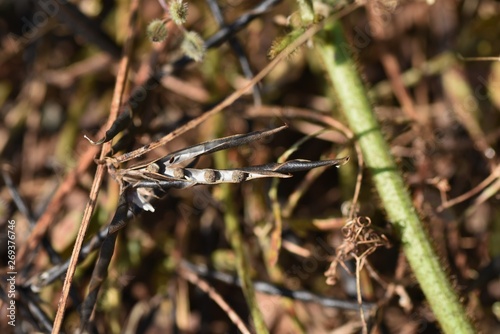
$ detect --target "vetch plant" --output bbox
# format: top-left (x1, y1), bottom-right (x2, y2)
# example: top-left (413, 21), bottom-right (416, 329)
top-left (45, 3), bottom-right (359, 333)
top-left (79, 121), bottom-right (348, 330)
top-left (5, 0), bottom-right (497, 332)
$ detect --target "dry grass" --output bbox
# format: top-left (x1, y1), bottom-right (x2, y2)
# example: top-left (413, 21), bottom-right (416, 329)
top-left (1, 1), bottom-right (500, 333)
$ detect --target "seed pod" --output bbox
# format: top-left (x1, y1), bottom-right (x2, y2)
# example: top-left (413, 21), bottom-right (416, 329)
top-left (146, 163), bottom-right (160, 173)
top-left (181, 31), bottom-right (205, 62)
top-left (173, 168), bottom-right (185, 179)
top-left (204, 169), bottom-right (217, 183)
top-left (147, 19), bottom-right (168, 43)
top-left (232, 171), bottom-right (247, 183)
top-left (169, 0), bottom-right (188, 26)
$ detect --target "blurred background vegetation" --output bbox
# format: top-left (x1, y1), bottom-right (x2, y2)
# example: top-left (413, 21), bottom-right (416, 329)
top-left (1, 0), bottom-right (500, 333)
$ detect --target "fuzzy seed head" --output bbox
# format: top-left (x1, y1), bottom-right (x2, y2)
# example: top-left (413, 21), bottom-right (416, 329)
top-left (169, 0), bottom-right (188, 25)
top-left (147, 19), bottom-right (168, 43)
top-left (181, 31), bottom-right (206, 62)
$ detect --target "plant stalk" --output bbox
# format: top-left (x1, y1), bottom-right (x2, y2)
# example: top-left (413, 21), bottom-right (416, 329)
top-left (213, 116), bottom-right (270, 334)
top-left (315, 20), bottom-right (474, 334)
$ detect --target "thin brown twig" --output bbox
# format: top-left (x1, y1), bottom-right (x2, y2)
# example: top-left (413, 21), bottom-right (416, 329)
top-left (366, 2), bottom-right (418, 122)
top-left (51, 1), bottom-right (140, 332)
top-left (281, 240), bottom-right (312, 258)
top-left (437, 164), bottom-right (500, 211)
top-left (355, 251), bottom-right (375, 334)
top-left (349, 145), bottom-right (364, 220)
top-left (457, 55), bottom-right (500, 62)
top-left (473, 176), bottom-right (500, 207)
top-left (179, 265), bottom-right (252, 334)
top-left (355, 258), bottom-right (366, 334)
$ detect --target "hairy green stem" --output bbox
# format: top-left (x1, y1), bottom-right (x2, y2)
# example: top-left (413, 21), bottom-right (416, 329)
top-left (315, 20), bottom-right (474, 334)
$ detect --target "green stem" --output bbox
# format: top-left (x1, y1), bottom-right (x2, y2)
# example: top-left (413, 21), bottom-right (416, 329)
top-left (315, 20), bottom-right (474, 334)
top-left (213, 117), bottom-right (269, 334)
